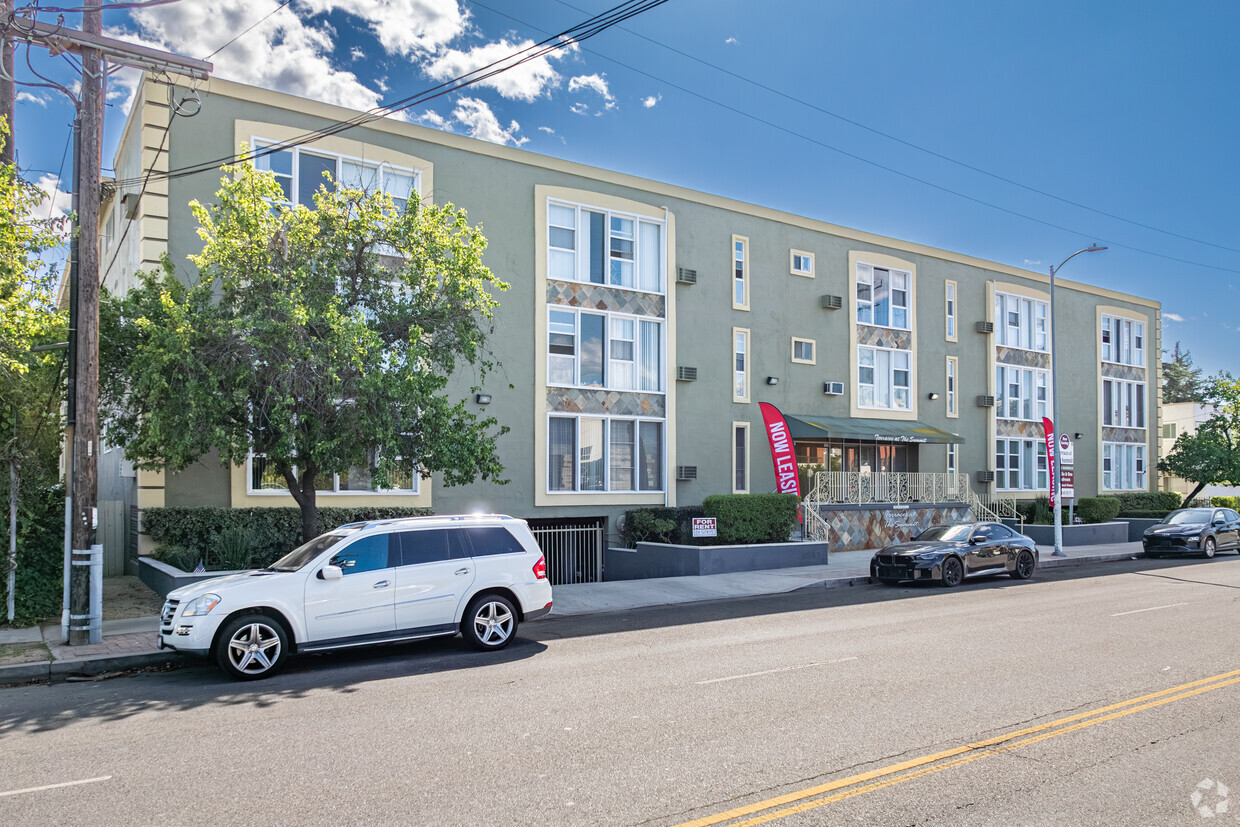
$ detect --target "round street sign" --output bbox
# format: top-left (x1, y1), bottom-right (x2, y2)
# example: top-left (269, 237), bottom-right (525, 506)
top-left (1059, 433), bottom-right (1075, 467)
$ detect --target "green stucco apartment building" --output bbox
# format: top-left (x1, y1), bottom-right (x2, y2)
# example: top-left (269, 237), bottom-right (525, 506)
top-left (100, 75), bottom-right (1161, 569)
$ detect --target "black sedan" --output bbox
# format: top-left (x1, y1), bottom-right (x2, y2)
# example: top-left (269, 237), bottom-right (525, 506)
top-left (870, 522), bottom-right (1039, 588)
top-left (1143, 507), bottom-right (1240, 558)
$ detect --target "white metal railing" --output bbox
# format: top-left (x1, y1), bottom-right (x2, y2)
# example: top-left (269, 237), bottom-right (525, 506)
top-left (802, 505), bottom-right (831, 542)
top-left (804, 471), bottom-right (1015, 524)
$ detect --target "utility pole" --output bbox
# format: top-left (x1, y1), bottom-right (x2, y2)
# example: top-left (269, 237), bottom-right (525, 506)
top-left (6, 6), bottom-right (210, 643)
top-left (0, 0), bottom-right (13, 164)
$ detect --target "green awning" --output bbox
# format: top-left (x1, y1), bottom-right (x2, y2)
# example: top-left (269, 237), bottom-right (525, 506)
top-left (784, 414), bottom-right (965, 445)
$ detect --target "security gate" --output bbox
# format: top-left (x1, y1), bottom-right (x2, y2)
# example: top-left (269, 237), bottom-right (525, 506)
top-left (529, 520), bottom-right (605, 585)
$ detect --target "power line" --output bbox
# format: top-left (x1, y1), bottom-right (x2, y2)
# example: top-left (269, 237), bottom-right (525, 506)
top-left (467, 0), bottom-right (1240, 276)
top-left (203, 0), bottom-right (292, 61)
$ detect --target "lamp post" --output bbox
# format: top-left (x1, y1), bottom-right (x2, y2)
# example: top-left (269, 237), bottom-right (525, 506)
top-left (1049, 244), bottom-right (1106, 557)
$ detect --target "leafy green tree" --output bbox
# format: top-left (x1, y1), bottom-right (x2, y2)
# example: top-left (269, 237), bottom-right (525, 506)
top-left (1158, 373), bottom-right (1240, 503)
top-left (1162, 341), bottom-right (1205, 404)
top-left (101, 159), bottom-right (509, 542)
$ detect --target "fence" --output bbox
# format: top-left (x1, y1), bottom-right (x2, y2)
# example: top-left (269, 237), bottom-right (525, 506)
top-left (530, 522), bottom-right (605, 585)
top-left (806, 471), bottom-right (1015, 524)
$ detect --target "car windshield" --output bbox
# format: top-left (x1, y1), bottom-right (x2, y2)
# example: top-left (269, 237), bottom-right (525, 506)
top-left (1163, 509), bottom-right (1213, 525)
top-left (915, 524), bottom-right (973, 542)
top-left (267, 530), bottom-right (359, 571)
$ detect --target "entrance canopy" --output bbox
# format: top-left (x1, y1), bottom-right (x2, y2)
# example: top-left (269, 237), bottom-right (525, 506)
top-left (784, 414), bottom-right (965, 445)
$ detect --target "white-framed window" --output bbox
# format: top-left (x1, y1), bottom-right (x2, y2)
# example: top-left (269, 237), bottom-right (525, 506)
top-left (546, 199), bottom-right (665, 293)
top-left (790, 250), bottom-right (814, 277)
top-left (547, 307), bottom-right (663, 392)
top-left (995, 365), bottom-right (1050, 421)
top-left (733, 422), bottom-right (750, 493)
top-left (993, 292), bottom-right (1049, 352)
top-left (1103, 442), bottom-right (1146, 491)
top-left (945, 280), bottom-right (957, 341)
top-left (733, 327), bottom-right (750, 403)
top-left (1101, 315), bottom-right (1145, 366)
top-left (858, 345), bottom-right (911, 410)
top-left (947, 443), bottom-right (957, 476)
top-left (1102, 378), bottom-right (1146, 429)
top-left (247, 452), bottom-right (418, 495)
top-left (856, 263), bottom-right (910, 329)
top-left (547, 415), bottom-right (663, 493)
top-left (946, 356), bottom-right (958, 417)
top-left (995, 438), bottom-right (1048, 492)
top-left (1162, 423), bottom-right (1177, 440)
top-left (791, 337), bottom-right (816, 365)
top-left (253, 140), bottom-right (418, 211)
top-left (733, 235), bottom-right (749, 310)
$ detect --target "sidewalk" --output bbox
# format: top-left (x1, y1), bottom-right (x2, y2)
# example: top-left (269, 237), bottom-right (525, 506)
top-left (0, 540), bottom-right (1147, 685)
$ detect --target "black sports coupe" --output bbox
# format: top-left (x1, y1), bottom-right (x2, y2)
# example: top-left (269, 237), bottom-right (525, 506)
top-left (870, 522), bottom-right (1039, 587)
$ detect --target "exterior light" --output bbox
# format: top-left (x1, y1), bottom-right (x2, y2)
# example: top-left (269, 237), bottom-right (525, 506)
top-left (474, 393), bottom-right (492, 405)
top-left (765, 376), bottom-right (778, 386)
top-left (928, 392), bottom-right (940, 400)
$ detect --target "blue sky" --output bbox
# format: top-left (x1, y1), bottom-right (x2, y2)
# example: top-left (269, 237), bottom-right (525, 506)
top-left (16, 0), bottom-right (1240, 375)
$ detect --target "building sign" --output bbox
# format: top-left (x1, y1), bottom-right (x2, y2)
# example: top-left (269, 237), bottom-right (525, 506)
top-left (1059, 433), bottom-right (1075, 465)
top-left (1042, 417), bottom-right (1057, 508)
top-left (1061, 466), bottom-right (1075, 500)
top-left (874, 434), bottom-right (929, 444)
top-left (692, 517), bottom-right (717, 538)
top-left (758, 402), bottom-right (801, 497)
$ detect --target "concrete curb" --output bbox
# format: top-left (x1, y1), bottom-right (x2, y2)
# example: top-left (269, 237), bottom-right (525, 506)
top-left (0, 660), bottom-right (52, 685)
top-left (0, 650), bottom-right (185, 686)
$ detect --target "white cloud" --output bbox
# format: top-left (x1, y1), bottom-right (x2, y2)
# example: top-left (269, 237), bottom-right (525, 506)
top-left (16, 92), bottom-right (47, 107)
top-left (642, 93), bottom-right (661, 108)
top-left (297, 0), bottom-right (470, 57)
top-left (1164, 312), bottom-right (1185, 322)
top-left (538, 125), bottom-right (565, 144)
top-left (569, 101), bottom-right (590, 116)
top-left (568, 73), bottom-right (615, 109)
top-left (350, 46), bottom-right (365, 61)
top-left (34, 175), bottom-right (73, 240)
top-left (451, 97), bottom-right (526, 146)
top-left (725, 37), bottom-right (738, 45)
top-left (425, 38), bottom-right (569, 102)
top-left (414, 109), bottom-right (452, 130)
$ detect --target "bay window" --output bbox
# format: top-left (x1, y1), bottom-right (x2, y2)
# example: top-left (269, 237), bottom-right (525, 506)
top-left (1101, 315), bottom-right (1145, 366)
top-left (1103, 443), bottom-right (1146, 491)
top-left (548, 416), bottom-right (664, 493)
top-left (1102, 379), bottom-right (1146, 428)
top-left (995, 365), bottom-right (1049, 421)
top-left (858, 345), bottom-right (911, 410)
top-left (547, 199), bottom-right (665, 292)
top-left (994, 292), bottom-right (1049, 351)
top-left (547, 307), bottom-right (663, 392)
top-left (995, 438), bottom-right (1048, 492)
top-left (856, 264), bottom-right (910, 329)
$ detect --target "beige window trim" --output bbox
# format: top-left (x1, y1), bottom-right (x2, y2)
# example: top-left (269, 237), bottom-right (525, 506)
top-left (733, 326), bottom-right (750, 403)
top-left (732, 234), bottom-right (750, 311)
top-left (945, 280), bottom-right (958, 342)
top-left (791, 337), bottom-right (816, 365)
top-left (732, 421), bottom-right (750, 494)
top-left (946, 355), bottom-right (959, 418)
top-left (790, 249), bottom-right (814, 278)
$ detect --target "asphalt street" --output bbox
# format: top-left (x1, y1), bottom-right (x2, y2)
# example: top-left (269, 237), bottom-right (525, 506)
top-left (2, 555), bottom-right (1239, 826)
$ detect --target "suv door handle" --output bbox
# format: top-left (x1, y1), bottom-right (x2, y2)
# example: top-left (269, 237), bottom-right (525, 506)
top-left (455, 567), bottom-right (470, 576)
top-left (373, 580), bottom-right (390, 589)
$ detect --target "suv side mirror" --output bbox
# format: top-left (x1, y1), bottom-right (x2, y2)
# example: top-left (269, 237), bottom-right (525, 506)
top-left (319, 565), bottom-right (343, 581)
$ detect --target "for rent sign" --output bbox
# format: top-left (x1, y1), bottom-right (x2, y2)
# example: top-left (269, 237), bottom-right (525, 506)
top-left (692, 518), bottom-right (718, 538)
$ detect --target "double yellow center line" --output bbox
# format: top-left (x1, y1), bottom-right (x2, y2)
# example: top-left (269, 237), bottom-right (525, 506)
top-left (675, 668), bottom-right (1240, 826)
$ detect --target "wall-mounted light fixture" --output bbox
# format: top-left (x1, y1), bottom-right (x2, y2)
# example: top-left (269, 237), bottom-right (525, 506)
top-left (928, 392), bottom-right (940, 400)
top-left (475, 393), bottom-right (492, 405)
top-left (1073, 433), bottom-right (1084, 440)
top-left (765, 376), bottom-right (779, 386)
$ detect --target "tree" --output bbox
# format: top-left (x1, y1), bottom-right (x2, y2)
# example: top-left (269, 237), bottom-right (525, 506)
top-left (1162, 341), bottom-right (1205, 404)
top-left (1158, 373), bottom-right (1240, 503)
top-left (101, 159), bottom-right (510, 542)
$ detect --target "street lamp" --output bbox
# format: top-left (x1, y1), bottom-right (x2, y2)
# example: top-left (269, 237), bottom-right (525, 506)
top-left (1049, 244), bottom-right (1106, 557)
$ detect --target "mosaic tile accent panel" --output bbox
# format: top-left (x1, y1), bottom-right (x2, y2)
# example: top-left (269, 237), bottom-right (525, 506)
top-left (1101, 363), bottom-right (1146, 381)
top-left (996, 347), bottom-right (1050, 370)
top-left (1102, 427), bottom-right (1147, 444)
top-left (546, 387), bottom-right (665, 418)
top-left (815, 505), bottom-right (973, 552)
top-left (546, 281), bottom-right (665, 318)
top-left (996, 419), bottom-right (1046, 438)
top-left (857, 325), bottom-right (912, 350)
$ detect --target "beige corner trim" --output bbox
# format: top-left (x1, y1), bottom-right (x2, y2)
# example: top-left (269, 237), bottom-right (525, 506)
top-left (848, 251), bottom-right (918, 421)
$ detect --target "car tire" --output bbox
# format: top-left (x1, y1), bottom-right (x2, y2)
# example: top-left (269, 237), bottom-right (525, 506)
top-left (940, 556), bottom-right (964, 588)
top-left (878, 577), bottom-right (902, 586)
top-left (215, 613), bottom-right (290, 681)
top-left (462, 594), bottom-right (518, 651)
top-left (1010, 550), bottom-right (1036, 580)
top-left (1203, 537), bottom-right (1217, 559)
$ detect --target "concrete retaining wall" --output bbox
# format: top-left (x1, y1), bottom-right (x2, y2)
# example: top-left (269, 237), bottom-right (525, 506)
top-left (1121, 518), bottom-right (1163, 542)
top-left (139, 557), bottom-right (246, 598)
top-left (604, 541), bottom-right (829, 581)
top-left (1005, 520), bottom-right (1129, 546)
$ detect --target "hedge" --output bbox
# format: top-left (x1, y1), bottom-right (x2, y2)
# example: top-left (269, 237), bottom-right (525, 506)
top-left (619, 505), bottom-right (705, 547)
top-left (1210, 496), bottom-right (1240, 510)
top-left (1110, 491), bottom-right (1182, 517)
top-left (142, 506), bottom-right (432, 569)
top-left (702, 493), bottom-right (799, 545)
top-left (1076, 496), bottom-right (1121, 524)
top-left (0, 484), bottom-right (65, 626)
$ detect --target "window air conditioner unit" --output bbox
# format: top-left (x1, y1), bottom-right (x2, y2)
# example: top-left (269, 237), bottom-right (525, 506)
top-left (976, 395), bottom-right (995, 407)
top-left (676, 267), bottom-right (697, 285)
top-left (976, 470), bottom-right (995, 483)
top-left (820, 294), bottom-right (843, 310)
top-left (975, 321), bottom-right (994, 334)
top-left (676, 366), bottom-right (698, 382)
top-left (823, 381), bottom-right (844, 396)
top-left (676, 465), bottom-right (698, 481)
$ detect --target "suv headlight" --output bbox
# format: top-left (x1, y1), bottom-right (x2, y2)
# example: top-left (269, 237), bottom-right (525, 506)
top-left (182, 593), bottom-right (221, 616)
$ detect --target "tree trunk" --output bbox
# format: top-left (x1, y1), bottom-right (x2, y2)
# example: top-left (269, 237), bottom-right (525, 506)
top-left (280, 463), bottom-right (320, 544)
top-left (1184, 482), bottom-right (1207, 506)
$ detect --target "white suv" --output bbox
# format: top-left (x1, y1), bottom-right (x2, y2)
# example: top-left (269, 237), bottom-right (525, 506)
top-left (158, 514), bottom-right (553, 680)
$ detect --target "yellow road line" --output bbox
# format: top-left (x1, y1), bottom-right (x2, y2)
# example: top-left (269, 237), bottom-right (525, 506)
top-left (674, 668), bottom-right (1240, 827)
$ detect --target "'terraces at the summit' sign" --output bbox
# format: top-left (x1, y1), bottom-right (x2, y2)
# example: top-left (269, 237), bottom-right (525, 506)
top-left (758, 403), bottom-right (801, 497)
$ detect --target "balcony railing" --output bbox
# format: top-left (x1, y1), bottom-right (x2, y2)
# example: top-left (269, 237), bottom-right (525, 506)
top-left (805, 471), bottom-right (1016, 524)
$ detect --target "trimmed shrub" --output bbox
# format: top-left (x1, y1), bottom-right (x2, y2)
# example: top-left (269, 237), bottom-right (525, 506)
top-left (1076, 496), bottom-right (1121, 524)
top-left (1111, 491), bottom-right (1182, 517)
top-left (214, 525), bottom-right (255, 571)
top-left (142, 506), bottom-right (432, 568)
top-left (701, 493), bottom-right (799, 545)
top-left (156, 544), bottom-right (200, 572)
top-left (1210, 496), bottom-right (1240, 510)
top-left (619, 506), bottom-right (705, 547)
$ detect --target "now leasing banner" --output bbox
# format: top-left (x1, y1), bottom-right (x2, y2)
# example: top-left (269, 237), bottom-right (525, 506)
top-left (1042, 417), bottom-right (1057, 508)
top-left (759, 402), bottom-right (801, 498)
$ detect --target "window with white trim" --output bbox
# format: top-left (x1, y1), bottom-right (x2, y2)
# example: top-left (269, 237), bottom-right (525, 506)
top-left (546, 200), bottom-right (665, 292)
top-left (1102, 378), bottom-right (1146, 428)
top-left (993, 292), bottom-right (1049, 351)
top-left (791, 250), bottom-right (814, 277)
top-left (733, 235), bottom-right (749, 309)
top-left (945, 281), bottom-right (957, 341)
top-left (1101, 315), bottom-right (1145, 366)
top-left (856, 263), bottom-right (910, 329)
top-left (1103, 442), bottom-right (1146, 491)
top-left (733, 422), bottom-right (749, 493)
top-left (733, 328), bottom-right (750, 402)
top-left (791, 337), bottom-right (815, 365)
top-left (547, 416), bottom-right (663, 493)
top-left (946, 356), bottom-right (958, 417)
top-left (947, 442), bottom-right (957, 476)
top-left (547, 307), bottom-right (663, 392)
top-left (254, 141), bottom-right (418, 211)
top-left (247, 452), bottom-right (418, 495)
top-left (995, 438), bottom-right (1048, 492)
top-left (995, 364), bottom-right (1049, 421)
top-left (858, 345), bottom-right (911, 410)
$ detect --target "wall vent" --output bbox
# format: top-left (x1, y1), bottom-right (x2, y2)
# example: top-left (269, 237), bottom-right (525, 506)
top-left (676, 465), bottom-right (698, 481)
top-left (975, 320), bottom-right (995, 334)
top-left (976, 395), bottom-right (995, 408)
top-left (676, 366), bottom-right (698, 382)
top-left (676, 267), bottom-right (698, 285)
top-left (823, 381), bottom-right (845, 396)
top-left (975, 470), bottom-right (996, 483)
top-left (820, 294), bottom-right (843, 310)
